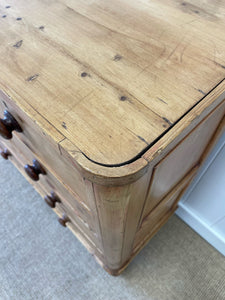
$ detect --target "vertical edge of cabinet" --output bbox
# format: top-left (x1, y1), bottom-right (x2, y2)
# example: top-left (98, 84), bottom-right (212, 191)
top-left (91, 166), bottom-right (153, 275)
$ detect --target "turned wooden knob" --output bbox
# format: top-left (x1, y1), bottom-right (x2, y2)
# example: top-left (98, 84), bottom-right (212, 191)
top-left (24, 159), bottom-right (46, 181)
top-left (58, 214), bottom-right (70, 227)
top-left (0, 110), bottom-right (22, 139)
top-left (44, 192), bottom-right (61, 208)
top-left (0, 148), bottom-right (11, 160)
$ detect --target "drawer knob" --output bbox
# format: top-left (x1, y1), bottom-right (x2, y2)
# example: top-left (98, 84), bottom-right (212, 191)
top-left (0, 110), bottom-right (22, 139)
top-left (58, 214), bottom-right (70, 227)
top-left (0, 148), bottom-right (11, 160)
top-left (44, 192), bottom-right (61, 208)
top-left (24, 159), bottom-right (46, 181)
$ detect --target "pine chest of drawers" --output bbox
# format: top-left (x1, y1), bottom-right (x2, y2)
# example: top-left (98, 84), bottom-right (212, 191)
top-left (0, 0), bottom-right (225, 275)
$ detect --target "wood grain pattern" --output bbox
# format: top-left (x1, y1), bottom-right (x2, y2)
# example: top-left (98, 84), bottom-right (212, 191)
top-left (0, 0), bottom-right (225, 167)
top-left (134, 165), bottom-right (199, 250)
top-left (0, 91), bottom-right (89, 203)
top-left (59, 81), bottom-right (225, 184)
top-left (0, 0), bottom-right (225, 276)
top-left (93, 168), bottom-right (152, 271)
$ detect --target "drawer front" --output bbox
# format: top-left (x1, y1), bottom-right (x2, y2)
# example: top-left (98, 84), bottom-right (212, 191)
top-left (54, 204), bottom-right (103, 255)
top-left (0, 136), bottom-right (102, 250)
top-left (142, 99), bottom-right (225, 219)
top-left (0, 134), bottom-right (90, 222)
top-left (0, 90), bottom-right (87, 204)
top-left (133, 166), bottom-right (198, 249)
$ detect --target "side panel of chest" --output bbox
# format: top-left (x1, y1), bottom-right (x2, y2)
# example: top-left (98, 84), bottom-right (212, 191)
top-left (92, 98), bottom-right (225, 275)
top-left (142, 99), bottom-right (225, 220)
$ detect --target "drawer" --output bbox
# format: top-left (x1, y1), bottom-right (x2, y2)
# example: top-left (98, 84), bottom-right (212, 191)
top-left (133, 166), bottom-right (198, 250)
top-left (54, 203), bottom-right (103, 255)
top-left (0, 134), bottom-right (90, 221)
top-left (0, 90), bottom-right (87, 204)
top-left (0, 137), bottom-right (102, 250)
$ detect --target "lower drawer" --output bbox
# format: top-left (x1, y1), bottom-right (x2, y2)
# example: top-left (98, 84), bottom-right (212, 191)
top-left (0, 138), bottom-right (102, 251)
top-left (133, 165), bottom-right (198, 250)
top-left (54, 204), bottom-right (103, 255)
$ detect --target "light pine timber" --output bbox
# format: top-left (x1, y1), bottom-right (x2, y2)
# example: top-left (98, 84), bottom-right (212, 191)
top-left (0, 0), bottom-right (224, 275)
top-left (0, 0), bottom-right (225, 167)
top-left (0, 90), bottom-right (89, 205)
top-left (133, 165), bottom-right (200, 251)
top-left (142, 99), bottom-right (225, 219)
top-left (91, 96), bottom-right (225, 274)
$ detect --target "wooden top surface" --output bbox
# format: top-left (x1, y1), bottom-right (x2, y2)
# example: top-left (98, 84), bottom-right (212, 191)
top-left (0, 0), bottom-right (225, 167)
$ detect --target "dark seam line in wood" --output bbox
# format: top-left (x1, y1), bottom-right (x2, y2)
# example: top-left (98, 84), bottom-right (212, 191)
top-left (65, 5), bottom-right (156, 48)
top-left (120, 191), bottom-right (133, 266)
top-left (117, 124), bottom-right (150, 146)
top-left (136, 171), bottom-right (154, 231)
top-left (0, 83), bottom-right (66, 142)
top-left (131, 169), bottom-right (154, 251)
top-left (58, 137), bottom-right (66, 155)
top-left (24, 101), bottom-right (66, 138)
top-left (80, 77), bottom-right (225, 167)
top-left (92, 183), bottom-right (105, 257)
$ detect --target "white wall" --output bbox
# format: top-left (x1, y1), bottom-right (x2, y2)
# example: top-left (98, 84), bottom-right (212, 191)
top-left (176, 131), bottom-right (225, 256)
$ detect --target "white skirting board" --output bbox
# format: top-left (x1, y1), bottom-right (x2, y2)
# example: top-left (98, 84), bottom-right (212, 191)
top-left (176, 131), bottom-right (225, 256)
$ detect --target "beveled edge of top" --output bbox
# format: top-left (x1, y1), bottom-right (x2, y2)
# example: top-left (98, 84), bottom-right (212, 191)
top-left (60, 79), bottom-right (225, 185)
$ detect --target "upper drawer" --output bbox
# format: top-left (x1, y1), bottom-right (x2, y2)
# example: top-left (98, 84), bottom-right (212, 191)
top-left (0, 131), bottom-right (90, 220)
top-left (0, 89), bottom-right (87, 204)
